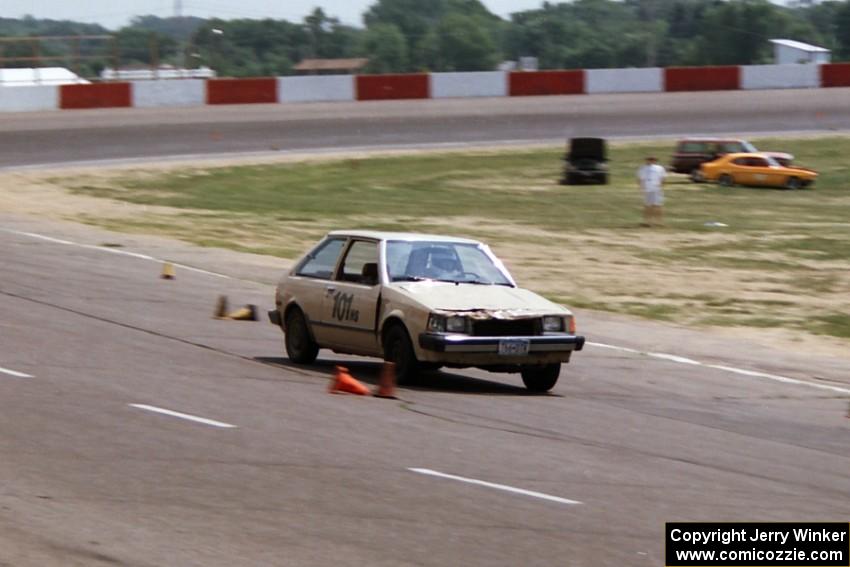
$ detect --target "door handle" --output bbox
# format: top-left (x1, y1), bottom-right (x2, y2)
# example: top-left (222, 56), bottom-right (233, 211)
top-left (325, 286), bottom-right (336, 295)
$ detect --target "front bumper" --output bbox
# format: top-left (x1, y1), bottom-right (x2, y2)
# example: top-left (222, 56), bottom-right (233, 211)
top-left (419, 333), bottom-right (585, 354)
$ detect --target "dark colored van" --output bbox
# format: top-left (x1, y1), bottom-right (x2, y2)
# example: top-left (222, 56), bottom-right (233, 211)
top-left (671, 138), bottom-right (793, 182)
top-left (560, 137), bottom-right (608, 185)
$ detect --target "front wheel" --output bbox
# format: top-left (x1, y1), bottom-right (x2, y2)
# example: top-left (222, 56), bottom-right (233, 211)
top-left (383, 325), bottom-right (419, 384)
top-left (690, 169), bottom-right (705, 183)
top-left (718, 173), bottom-right (735, 187)
top-left (520, 363), bottom-right (561, 392)
top-left (285, 308), bottom-right (319, 364)
top-left (786, 176), bottom-right (802, 190)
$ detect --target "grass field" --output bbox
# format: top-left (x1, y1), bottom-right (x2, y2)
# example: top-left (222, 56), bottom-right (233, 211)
top-left (61, 137), bottom-right (850, 340)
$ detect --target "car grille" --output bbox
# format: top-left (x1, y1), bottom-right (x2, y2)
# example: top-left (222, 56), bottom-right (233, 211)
top-left (472, 318), bottom-right (540, 337)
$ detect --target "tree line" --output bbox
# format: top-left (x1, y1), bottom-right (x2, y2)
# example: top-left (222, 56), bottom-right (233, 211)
top-left (2, 0), bottom-right (849, 78)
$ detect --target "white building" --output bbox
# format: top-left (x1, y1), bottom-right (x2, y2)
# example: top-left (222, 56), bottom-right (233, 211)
top-left (100, 65), bottom-right (216, 81)
top-left (769, 39), bottom-right (831, 64)
top-left (0, 67), bottom-right (89, 86)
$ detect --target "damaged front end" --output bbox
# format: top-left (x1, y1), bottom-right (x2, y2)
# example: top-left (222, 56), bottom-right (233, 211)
top-left (417, 308), bottom-right (585, 367)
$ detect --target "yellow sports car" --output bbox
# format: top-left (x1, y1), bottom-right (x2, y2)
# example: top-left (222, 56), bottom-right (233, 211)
top-left (699, 152), bottom-right (817, 189)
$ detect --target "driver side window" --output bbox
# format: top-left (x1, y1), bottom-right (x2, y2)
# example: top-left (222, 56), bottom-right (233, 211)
top-left (339, 240), bottom-right (379, 285)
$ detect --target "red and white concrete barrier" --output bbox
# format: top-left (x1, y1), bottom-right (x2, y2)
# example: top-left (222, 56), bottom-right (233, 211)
top-left (356, 73), bottom-right (429, 100)
top-left (132, 79), bottom-right (206, 107)
top-left (586, 67), bottom-right (663, 94)
top-left (278, 75), bottom-right (355, 103)
top-left (431, 71), bottom-right (508, 98)
top-left (664, 66), bottom-right (740, 91)
top-left (0, 84), bottom-right (58, 112)
top-left (0, 63), bottom-right (845, 112)
top-left (207, 77), bottom-right (277, 105)
top-left (741, 64), bottom-right (820, 90)
top-left (509, 70), bottom-right (584, 96)
top-left (60, 82), bottom-right (132, 109)
top-left (821, 63), bottom-right (850, 87)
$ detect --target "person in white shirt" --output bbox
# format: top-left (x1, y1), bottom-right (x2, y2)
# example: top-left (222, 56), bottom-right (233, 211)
top-left (636, 156), bottom-right (667, 227)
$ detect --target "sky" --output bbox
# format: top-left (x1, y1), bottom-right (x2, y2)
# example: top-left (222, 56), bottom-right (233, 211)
top-left (0, 0), bottom-right (546, 29)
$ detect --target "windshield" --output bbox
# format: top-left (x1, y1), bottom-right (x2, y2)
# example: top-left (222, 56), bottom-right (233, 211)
top-left (764, 155), bottom-right (781, 167)
top-left (386, 241), bottom-right (513, 286)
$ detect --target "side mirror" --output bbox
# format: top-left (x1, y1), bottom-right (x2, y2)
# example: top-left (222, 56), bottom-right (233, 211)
top-left (361, 262), bottom-right (379, 286)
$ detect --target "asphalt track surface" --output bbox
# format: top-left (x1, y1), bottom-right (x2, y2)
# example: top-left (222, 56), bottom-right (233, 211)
top-left (1, 91), bottom-right (850, 566)
top-left (2, 88), bottom-right (850, 168)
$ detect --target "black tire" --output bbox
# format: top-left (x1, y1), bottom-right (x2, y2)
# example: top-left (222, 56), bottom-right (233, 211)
top-left (690, 169), bottom-right (705, 183)
top-left (786, 176), bottom-right (802, 190)
top-left (285, 308), bottom-right (319, 364)
top-left (597, 173), bottom-right (609, 184)
top-left (718, 173), bottom-right (734, 187)
top-left (520, 363), bottom-right (561, 392)
top-left (383, 324), bottom-right (419, 384)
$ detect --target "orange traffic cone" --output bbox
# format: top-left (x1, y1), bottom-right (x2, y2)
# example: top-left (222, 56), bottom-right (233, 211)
top-left (161, 262), bottom-right (176, 280)
top-left (213, 295), bottom-right (229, 319)
top-left (374, 362), bottom-right (397, 399)
top-left (329, 366), bottom-right (370, 396)
top-left (227, 304), bottom-right (258, 321)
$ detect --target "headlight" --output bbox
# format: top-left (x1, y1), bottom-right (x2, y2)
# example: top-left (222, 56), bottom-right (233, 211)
top-left (543, 315), bottom-right (564, 332)
top-left (445, 316), bottom-right (468, 334)
top-left (427, 314), bottom-right (445, 333)
top-left (427, 314), bottom-right (468, 334)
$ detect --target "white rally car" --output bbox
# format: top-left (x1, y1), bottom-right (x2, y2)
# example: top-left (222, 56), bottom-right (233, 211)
top-left (269, 231), bottom-right (585, 392)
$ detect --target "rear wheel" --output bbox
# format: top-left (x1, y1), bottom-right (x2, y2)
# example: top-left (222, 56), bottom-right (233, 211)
top-left (520, 363), bottom-right (561, 393)
top-left (786, 176), bottom-right (802, 190)
top-left (718, 174), bottom-right (734, 187)
top-left (285, 308), bottom-right (319, 364)
top-left (383, 324), bottom-right (419, 384)
top-left (690, 169), bottom-right (705, 183)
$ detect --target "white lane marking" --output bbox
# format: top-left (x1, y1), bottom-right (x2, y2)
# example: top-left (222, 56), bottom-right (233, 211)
top-left (647, 352), bottom-right (702, 365)
top-left (1, 228), bottom-right (230, 279)
top-left (704, 364), bottom-right (850, 395)
top-left (409, 468), bottom-right (582, 506)
top-left (588, 341), bottom-right (641, 354)
top-left (587, 341), bottom-right (850, 395)
top-left (129, 404), bottom-right (236, 428)
top-left (0, 366), bottom-right (32, 378)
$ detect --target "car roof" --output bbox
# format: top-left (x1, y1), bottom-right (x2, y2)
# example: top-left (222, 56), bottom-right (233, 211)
top-left (723, 152), bottom-right (768, 158)
top-left (678, 137), bottom-right (745, 143)
top-left (327, 230), bottom-right (482, 244)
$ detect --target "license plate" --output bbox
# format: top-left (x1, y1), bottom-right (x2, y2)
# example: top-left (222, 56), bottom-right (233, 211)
top-left (498, 339), bottom-right (530, 356)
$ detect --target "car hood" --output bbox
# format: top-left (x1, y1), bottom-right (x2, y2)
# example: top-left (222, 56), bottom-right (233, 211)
top-left (784, 165), bottom-right (817, 176)
top-left (392, 281), bottom-right (569, 317)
